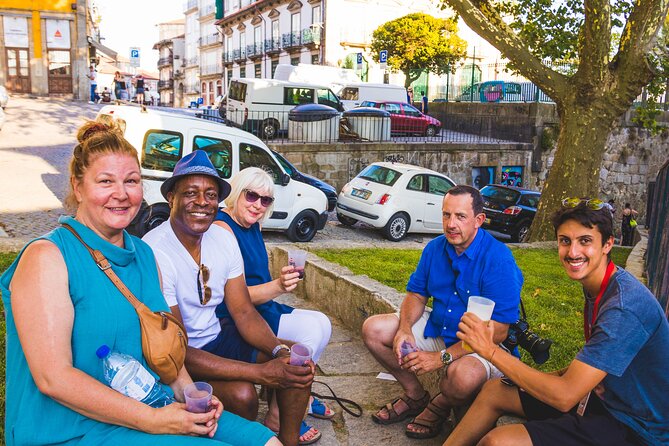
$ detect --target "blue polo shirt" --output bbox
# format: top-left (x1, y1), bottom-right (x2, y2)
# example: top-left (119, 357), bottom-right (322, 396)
top-left (407, 229), bottom-right (522, 347)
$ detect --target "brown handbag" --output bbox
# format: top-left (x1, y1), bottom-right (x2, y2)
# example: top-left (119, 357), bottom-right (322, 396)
top-left (62, 223), bottom-right (188, 384)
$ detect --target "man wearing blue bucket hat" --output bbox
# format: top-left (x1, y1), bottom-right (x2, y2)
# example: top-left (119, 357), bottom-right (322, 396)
top-left (144, 150), bottom-right (317, 446)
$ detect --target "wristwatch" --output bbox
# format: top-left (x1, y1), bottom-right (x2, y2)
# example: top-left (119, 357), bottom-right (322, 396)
top-left (272, 344), bottom-right (291, 358)
top-left (440, 349), bottom-right (454, 367)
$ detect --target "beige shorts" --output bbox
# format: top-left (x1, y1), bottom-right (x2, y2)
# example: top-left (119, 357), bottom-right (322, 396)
top-left (395, 309), bottom-right (504, 380)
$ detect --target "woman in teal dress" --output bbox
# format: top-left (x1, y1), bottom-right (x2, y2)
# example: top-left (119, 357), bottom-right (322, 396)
top-left (0, 121), bottom-right (278, 446)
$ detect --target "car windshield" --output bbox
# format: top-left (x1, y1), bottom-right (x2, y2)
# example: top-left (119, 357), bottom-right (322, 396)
top-left (272, 151), bottom-right (295, 176)
top-left (358, 165), bottom-right (402, 186)
top-left (481, 186), bottom-right (520, 205)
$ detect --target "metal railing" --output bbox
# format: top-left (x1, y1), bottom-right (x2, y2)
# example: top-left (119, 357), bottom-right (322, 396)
top-left (282, 31), bottom-right (301, 48)
top-left (264, 38), bottom-right (282, 52)
top-left (157, 56), bottom-right (173, 67)
top-left (158, 79), bottom-right (174, 89)
top-left (646, 159), bottom-right (669, 315)
top-left (185, 57), bottom-right (198, 67)
top-left (200, 34), bottom-right (222, 46)
top-left (246, 43), bottom-right (263, 57)
top-left (200, 63), bottom-right (223, 76)
top-left (223, 52), bottom-right (234, 63)
top-left (212, 109), bottom-right (536, 145)
top-left (301, 28), bottom-right (322, 45)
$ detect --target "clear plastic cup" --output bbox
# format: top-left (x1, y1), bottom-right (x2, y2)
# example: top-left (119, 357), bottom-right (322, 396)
top-left (400, 340), bottom-right (418, 358)
top-left (289, 343), bottom-right (313, 366)
top-left (288, 249), bottom-right (308, 279)
top-left (184, 381), bottom-right (213, 413)
top-left (462, 296), bottom-right (496, 352)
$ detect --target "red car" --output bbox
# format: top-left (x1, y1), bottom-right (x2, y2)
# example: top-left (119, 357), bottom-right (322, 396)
top-left (361, 100), bottom-right (441, 136)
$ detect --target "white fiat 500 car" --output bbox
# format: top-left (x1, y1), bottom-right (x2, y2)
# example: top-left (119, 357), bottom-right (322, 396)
top-left (336, 162), bottom-right (456, 241)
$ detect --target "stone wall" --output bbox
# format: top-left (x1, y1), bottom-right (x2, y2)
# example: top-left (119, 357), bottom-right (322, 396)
top-left (537, 125), bottom-right (669, 223)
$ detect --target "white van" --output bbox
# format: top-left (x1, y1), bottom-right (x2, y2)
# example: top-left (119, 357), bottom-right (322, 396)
top-left (96, 104), bottom-right (328, 242)
top-left (334, 83), bottom-right (408, 110)
top-left (226, 77), bottom-right (344, 139)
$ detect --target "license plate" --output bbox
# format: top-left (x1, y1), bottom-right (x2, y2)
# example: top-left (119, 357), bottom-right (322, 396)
top-left (352, 188), bottom-right (371, 199)
top-left (485, 218), bottom-right (491, 225)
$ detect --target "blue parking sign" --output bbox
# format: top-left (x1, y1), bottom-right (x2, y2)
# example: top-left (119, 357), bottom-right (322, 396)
top-left (379, 50), bottom-right (387, 63)
top-left (131, 49), bottom-right (139, 58)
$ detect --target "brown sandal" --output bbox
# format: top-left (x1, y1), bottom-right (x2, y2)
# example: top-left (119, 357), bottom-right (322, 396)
top-left (405, 394), bottom-right (451, 439)
top-left (371, 391), bottom-right (430, 425)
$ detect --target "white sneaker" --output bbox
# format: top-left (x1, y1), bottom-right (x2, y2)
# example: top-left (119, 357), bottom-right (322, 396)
top-left (88, 101), bottom-right (94, 104)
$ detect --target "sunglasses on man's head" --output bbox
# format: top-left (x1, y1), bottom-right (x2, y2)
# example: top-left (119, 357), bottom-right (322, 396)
top-left (561, 197), bottom-right (606, 210)
top-left (197, 264), bottom-right (212, 306)
top-left (244, 189), bottom-right (274, 207)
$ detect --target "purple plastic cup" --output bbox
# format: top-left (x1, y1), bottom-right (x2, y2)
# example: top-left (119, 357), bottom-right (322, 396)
top-left (400, 341), bottom-right (418, 358)
top-left (184, 381), bottom-right (213, 413)
top-left (289, 343), bottom-right (313, 366)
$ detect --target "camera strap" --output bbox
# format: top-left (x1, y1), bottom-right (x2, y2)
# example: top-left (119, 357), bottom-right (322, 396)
top-left (583, 261), bottom-right (615, 341)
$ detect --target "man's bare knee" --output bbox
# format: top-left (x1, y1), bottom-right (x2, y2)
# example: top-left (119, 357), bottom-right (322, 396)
top-left (479, 425), bottom-right (531, 446)
top-left (212, 381), bottom-right (258, 420)
top-left (362, 314), bottom-right (397, 346)
top-left (441, 358), bottom-right (488, 400)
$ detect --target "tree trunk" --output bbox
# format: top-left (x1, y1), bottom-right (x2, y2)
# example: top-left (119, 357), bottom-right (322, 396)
top-left (528, 100), bottom-right (617, 241)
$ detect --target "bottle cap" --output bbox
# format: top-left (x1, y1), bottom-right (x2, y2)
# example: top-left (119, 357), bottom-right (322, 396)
top-left (96, 345), bottom-right (111, 359)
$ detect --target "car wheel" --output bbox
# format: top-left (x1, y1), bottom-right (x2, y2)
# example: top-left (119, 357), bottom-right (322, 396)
top-left (261, 119), bottom-right (279, 140)
top-left (287, 210), bottom-right (318, 242)
top-left (512, 222), bottom-right (531, 243)
top-left (383, 213), bottom-right (409, 242)
top-left (425, 125), bottom-right (437, 137)
top-left (128, 203), bottom-right (170, 237)
top-left (337, 213), bottom-right (358, 226)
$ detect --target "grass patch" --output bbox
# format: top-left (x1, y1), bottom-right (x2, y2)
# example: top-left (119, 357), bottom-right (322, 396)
top-left (0, 251), bottom-right (17, 440)
top-left (314, 246), bottom-right (631, 371)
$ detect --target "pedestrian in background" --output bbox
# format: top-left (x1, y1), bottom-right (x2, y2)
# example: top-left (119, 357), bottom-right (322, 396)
top-left (134, 74), bottom-right (145, 104)
top-left (86, 65), bottom-right (98, 104)
top-left (144, 87), bottom-right (153, 106)
top-left (113, 71), bottom-right (128, 101)
top-left (421, 91), bottom-right (428, 114)
top-left (621, 202), bottom-right (638, 246)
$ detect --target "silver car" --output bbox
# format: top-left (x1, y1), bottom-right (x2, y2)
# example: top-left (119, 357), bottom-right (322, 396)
top-left (0, 86), bottom-right (8, 109)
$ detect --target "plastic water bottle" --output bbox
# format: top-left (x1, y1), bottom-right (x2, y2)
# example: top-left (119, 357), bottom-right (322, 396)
top-left (96, 345), bottom-right (174, 408)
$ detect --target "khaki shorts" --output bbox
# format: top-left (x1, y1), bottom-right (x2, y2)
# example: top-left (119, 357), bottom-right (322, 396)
top-left (395, 309), bottom-right (504, 380)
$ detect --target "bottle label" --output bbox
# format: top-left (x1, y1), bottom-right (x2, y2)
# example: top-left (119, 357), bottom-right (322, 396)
top-left (111, 364), bottom-right (156, 401)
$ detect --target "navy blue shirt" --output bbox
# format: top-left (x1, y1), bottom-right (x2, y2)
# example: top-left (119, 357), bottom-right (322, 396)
top-left (577, 268), bottom-right (669, 445)
top-left (407, 230), bottom-right (522, 347)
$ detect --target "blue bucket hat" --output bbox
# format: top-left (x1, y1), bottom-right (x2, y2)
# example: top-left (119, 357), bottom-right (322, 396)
top-left (160, 150), bottom-right (231, 200)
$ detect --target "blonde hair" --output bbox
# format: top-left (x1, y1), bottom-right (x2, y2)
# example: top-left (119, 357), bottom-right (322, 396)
top-left (64, 120), bottom-right (138, 211)
top-left (224, 167), bottom-right (275, 222)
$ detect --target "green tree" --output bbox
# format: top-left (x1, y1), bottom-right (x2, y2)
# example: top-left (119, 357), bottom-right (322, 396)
top-left (370, 13), bottom-right (467, 88)
top-left (442, 0), bottom-right (669, 240)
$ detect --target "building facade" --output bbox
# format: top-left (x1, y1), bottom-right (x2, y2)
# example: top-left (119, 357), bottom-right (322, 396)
top-left (154, 19), bottom-right (185, 107)
top-left (0, 0), bottom-right (101, 99)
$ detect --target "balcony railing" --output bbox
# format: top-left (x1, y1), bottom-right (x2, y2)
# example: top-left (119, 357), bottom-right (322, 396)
top-left (246, 43), bottom-right (263, 58)
top-left (200, 34), bottom-right (222, 46)
top-left (233, 48), bottom-right (246, 61)
top-left (183, 0), bottom-right (197, 12)
top-left (158, 79), bottom-right (174, 89)
top-left (301, 28), bottom-right (322, 45)
top-left (282, 31), bottom-right (301, 48)
top-left (201, 63), bottom-right (223, 76)
top-left (185, 57), bottom-right (198, 67)
top-left (157, 56), bottom-right (173, 67)
top-left (199, 3), bottom-right (215, 18)
top-left (264, 38), bottom-right (281, 53)
top-left (223, 52), bottom-right (234, 63)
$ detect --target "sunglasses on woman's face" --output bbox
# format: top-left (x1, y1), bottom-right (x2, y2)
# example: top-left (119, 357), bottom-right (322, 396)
top-left (197, 264), bottom-right (211, 306)
top-left (561, 197), bottom-right (606, 210)
top-left (244, 189), bottom-right (274, 207)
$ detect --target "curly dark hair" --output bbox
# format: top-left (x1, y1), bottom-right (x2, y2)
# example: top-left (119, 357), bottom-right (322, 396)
top-left (551, 203), bottom-right (614, 245)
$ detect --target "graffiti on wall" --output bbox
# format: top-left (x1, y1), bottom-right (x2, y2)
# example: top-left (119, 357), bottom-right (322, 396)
top-left (501, 166), bottom-right (524, 187)
top-left (472, 166), bottom-right (496, 189)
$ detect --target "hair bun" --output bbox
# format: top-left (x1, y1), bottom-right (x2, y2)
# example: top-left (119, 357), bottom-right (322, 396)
top-left (78, 121), bottom-right (113, 143)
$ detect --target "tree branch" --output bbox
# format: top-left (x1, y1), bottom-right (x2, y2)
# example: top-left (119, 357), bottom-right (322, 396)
top-left (577, 0), bottom-right (611, 83)
top-left (445, 0), bottom-right (570, 101)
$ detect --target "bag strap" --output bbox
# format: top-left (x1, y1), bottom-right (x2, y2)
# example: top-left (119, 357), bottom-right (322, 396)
top-left (61, 223), bottom-right (143, 311)
top-left (311, 380), bottom-right (363, 417)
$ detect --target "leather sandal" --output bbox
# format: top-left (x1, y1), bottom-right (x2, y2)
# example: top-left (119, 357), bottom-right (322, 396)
top-left (371, 391), bottom-right (430, 425)
top-left (404, 394), bottom-right (451, 439)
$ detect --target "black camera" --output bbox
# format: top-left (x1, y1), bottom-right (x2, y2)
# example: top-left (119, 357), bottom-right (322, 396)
top-left (503, 319), bottom-right (552, 364)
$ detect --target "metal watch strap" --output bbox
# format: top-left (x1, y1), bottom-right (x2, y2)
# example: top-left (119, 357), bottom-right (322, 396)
top-left (440, 349), bottom-right (453, 366)
top-left (272, 344), bottom-right (290, 358)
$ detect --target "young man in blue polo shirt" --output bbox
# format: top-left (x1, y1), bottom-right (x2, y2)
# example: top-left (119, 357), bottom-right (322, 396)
top-left (447, 199), bottom-right (669, 446)
top-left (362, 185), bottom-right (523, 439)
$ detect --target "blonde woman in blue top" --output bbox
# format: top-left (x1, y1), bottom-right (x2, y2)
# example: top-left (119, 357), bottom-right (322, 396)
top-left (0, 121), bottom-right (278, 446)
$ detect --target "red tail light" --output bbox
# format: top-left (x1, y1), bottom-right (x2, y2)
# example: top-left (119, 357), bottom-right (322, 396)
top-left (503, 206), bottom-right (522, 215)
top-left (377, 194), bottom-right (391, 205)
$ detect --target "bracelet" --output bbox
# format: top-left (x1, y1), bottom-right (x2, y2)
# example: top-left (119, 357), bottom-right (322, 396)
top-left (272, 344), bottom-right (290, 358)
top-left (489, 347), bottom-right (498, 363)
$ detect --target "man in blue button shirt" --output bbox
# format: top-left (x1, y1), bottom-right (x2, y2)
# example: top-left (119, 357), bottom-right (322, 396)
top-left (363, 185), bottom-right (523, 439)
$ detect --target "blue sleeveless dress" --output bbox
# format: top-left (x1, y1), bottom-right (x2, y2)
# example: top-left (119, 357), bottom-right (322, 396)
top-left (214, 210), bottom-right (293, 332)
top-left (0, 216), bottom-right (273, 446)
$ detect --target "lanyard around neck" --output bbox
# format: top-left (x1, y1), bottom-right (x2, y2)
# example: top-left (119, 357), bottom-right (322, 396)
top-left (584, 261), bottom-right (615, 341)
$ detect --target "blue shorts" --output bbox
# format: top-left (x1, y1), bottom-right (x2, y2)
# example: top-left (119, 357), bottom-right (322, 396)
top-left (202, 318), bottom-right (259, 364)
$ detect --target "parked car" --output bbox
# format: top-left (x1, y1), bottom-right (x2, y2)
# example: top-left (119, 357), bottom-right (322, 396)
top-left (334, 83), bottom-right (408, 110)
top-left (455, 81), bottom-right (523, 102)
top-left (336, 162), bottom-right (456, 241)
top-left (272, 150), bottom-right (338, 212)
top-left (0, 86), bottom-right (9, 109)
top-left (480, 184), bottom-right (540, 242)
top-left (360, 101), bottom-right (441, 136)
top-left (96, 104), bottom-right (328, 242)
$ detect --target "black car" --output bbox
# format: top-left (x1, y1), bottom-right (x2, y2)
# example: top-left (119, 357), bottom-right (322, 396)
top-left (272, 150), bottom-right (338, 212)
top-left (481, 184), bottom-right (540, 242)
